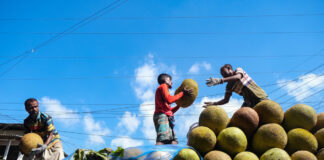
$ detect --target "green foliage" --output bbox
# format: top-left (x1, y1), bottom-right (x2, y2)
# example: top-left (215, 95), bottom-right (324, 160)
top-left (72, 147), bottom-right (124, 160)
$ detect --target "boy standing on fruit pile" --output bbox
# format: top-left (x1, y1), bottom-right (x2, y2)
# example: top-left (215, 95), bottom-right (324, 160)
top-left (154, 73), bottom-right (193, 145)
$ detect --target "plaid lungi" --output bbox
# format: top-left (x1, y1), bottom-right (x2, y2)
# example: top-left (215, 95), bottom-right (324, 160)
top-left (153, 113), bottom-right (177, 143)
top-left (23, 141), bottom-right (65, 160)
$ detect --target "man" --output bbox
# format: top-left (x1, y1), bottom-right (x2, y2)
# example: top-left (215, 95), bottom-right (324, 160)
top-left (204, 64), bottom-right (268, 108)
top-left (154, 73), bottom-right (193, 145)
top-left (23, 98), bottom-right (64, 160)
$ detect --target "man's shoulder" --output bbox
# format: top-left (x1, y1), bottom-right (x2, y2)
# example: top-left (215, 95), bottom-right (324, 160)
top-left (23, 116), bottom-right (31, 124)
top-left (235, 67), bottom-right (244, 73)
top-left (40, 112), bottom-right (52, 120)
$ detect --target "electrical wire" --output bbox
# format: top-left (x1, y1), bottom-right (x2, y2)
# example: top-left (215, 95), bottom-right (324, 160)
top-left (1, 13), bottom-right (324, 21)
top-left (1, 31), bottom-right (324, 35)
top-left (0, 0), bottom-right (129, 78)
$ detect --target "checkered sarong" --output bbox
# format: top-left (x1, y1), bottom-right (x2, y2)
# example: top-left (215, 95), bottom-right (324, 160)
top-left (153, 113), bottom-right (177, 143)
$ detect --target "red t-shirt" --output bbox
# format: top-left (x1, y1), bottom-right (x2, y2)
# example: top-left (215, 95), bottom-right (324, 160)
top-left (154, 83), bottom-right (184, 116)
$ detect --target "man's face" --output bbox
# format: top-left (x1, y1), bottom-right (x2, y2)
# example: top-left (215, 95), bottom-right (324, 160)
top-left (222, 67), bottom-right (234, 77)
top-left (165, 77), bottom-right (172, 89)
top-left (26, 101), bottom-right (39, 117)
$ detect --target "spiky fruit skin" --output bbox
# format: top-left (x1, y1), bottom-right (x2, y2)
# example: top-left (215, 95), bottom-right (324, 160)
top-left (317, 148), bottom-right (324, 160)
top-left (253, 100), bottom-right (284, 125)
top-left (252, 123), bottom-right (287, 154)
top-left (286, 128), bottom-right (318, 154)
top-left (233, 151), bottom-right (259, 160)
top-left (175, 79), bottom-right (198, 108)
top-left (260, 148), bottom-right (291, 160)
top-left (311, 112), bottom-right (324, 133)
top-left (20, 133), bottom-right (44, 155)
top-left (173, 148), bottom-right (200, 160)
top-left (188, 126), bottom-right (217, 156)
top-left (283, 104), bottom-right (317, 131)
top-left (315, 128), bottom-right (324, 148)
top-left (204, 150), bottom-right (232, 160)
top-left (291, 150), bottom-right (317, 160)
top-left (199, 105), bottom-right (229, 135)
top-left (229, 107), bottom-right (259, 138)
top-left (217, 127), bottom-right (247, 156)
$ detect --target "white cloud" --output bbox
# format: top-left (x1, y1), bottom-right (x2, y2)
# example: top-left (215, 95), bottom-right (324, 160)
top-left (133, 56), bottom-right (157, 102)
top-left (202, 62), bottom-right (211, 70)
top-left (278, 73), bottom-right (324, 101)
top-left (175, 96), bottom-right (242, 141)
top-left (188, 63), bottom-right (200, 74)
top-left (188, 62), bottom-right (212, 74)
top-left (139, 101), bottom-right (156, 143)
top-left (117, 111), bottom-right (140, 134)
top-left (83, 114), bottom-right (110, 145)
top-left (40, 97), bottom-right (80, 126)
top-left (110, 137), bottom-right (143, 149)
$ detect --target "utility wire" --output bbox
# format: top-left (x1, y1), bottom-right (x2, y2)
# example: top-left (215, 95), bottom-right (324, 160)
top-left (0, 70), bottom-right (314, 81)
top-left (0, 73), bottom-right (321, 108)
top-left (0, 0), bottom-right (128, 77)
top-left (279, 80), bottom-right (324, 105)
top-left (1, 31), bottom-right (324, 35)
top-left (273, 73), bottom-right (324, 102)
top-left (267, 63), bottom-right (324, 96)
top-left (59, 130), bottom-right (163, 141)
top-left (1, 13), bottom-right (324, 21)
top-left (0, 100), bottom-right (321, 117)
top-left (267, 48), bottom-right (324, 96)
top-left (1, 54), bottom-right (324, 60)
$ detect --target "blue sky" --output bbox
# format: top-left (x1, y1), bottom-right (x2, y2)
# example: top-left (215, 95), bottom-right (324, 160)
top-left (1, 0), bottom-right (324, 154)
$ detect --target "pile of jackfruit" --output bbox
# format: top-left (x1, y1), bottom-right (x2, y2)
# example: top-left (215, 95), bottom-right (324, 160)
top-left (187, 100), bottom-right (324, 160)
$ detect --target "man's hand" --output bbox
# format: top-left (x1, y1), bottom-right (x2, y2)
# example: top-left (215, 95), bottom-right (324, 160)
top-left (30, 143), bottom-right (47, 155)
top-left (182, 87), bottom-right (193, 96)
top-left (202, 102), bottom-right (214, 108)
top-left (206, 77), bottom-right (223, 87)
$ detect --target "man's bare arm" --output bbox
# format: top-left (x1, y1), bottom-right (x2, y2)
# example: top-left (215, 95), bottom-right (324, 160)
top-left (203, 92), bottom-right (232, 108)
top-left (222, 74), bottom-right (242, 83)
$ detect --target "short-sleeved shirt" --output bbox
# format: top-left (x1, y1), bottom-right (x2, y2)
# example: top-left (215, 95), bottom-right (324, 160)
top-left (24, 112), bottom-right (61, 148)
top-left (226, 68), bottom-right (268, 106)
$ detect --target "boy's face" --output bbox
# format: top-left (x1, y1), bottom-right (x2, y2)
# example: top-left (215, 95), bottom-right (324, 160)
top-left (222, 67), bottom-right (234, 77)
top-left (26, 100), bottom-right (39, 118)
top-left (165, 77), bottom-right (172, 89)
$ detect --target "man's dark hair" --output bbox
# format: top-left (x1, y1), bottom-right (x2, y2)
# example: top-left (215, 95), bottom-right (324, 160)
top-left (157, 73), bottom-right (171, 84)
top-left (220, 64), bottom-right (233, 77)
top-left (24, 98), bottom-right (38, 109)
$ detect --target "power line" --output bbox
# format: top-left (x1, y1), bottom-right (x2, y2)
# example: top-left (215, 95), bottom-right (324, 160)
top-left (0, 70), bottom-right (315, 81)
top-left (0, 0), bottom-right (129, 77)
top-left (1, 31), bottom-right (324, 35)
top-left (279, 79), bottom-right (324, 105)
top-left (0, 113), bottom-right (21, 123)
top-left (1, 55), bottom-right (324, 60)
top-left (1, 13), bottom-right (324, 21)
top-left (267, 48), bottom-right (324, 96)
top-left (59, 130), bottom-right (164, 141)
top-left (267, 63), bottom-right (324, 96)
top-left (272, 73), bottom-right (324, 102)
top-left (0, 100), bottom-right (321, 115)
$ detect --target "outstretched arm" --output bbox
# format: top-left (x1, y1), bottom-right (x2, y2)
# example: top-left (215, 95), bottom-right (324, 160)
top-left (222, 73), bottom-right (242, 83)
top-left (203, 92), bottom-right (232, 108)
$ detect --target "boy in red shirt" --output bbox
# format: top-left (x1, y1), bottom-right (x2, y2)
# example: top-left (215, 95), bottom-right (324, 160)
top-left (154, 73), bottom-right (192, 145)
